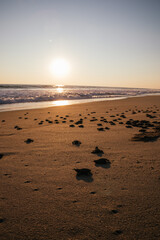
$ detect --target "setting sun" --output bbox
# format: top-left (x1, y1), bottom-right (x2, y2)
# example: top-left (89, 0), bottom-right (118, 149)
top-left (50, 58), bottom-right (71, 78)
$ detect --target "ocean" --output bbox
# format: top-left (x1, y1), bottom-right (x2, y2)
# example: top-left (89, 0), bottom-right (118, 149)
top-left (0, 84), bottom-right (160, 112)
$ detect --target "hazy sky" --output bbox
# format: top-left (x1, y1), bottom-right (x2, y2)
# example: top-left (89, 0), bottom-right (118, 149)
top-left (0, 0), bottom-right (160, 88)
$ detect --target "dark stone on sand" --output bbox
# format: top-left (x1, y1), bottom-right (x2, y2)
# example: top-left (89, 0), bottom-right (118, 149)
top-left (90, 191), bottom-right (96, 194)
top-left (25, 138), bottom-right (34, 144)
top-left (2, 120), bottom-right (5, 122)
top-left (105, 127), bottom-right (110, 130)
top-left (33, 188), bottom-right (39, 191)
top-left (24, 180), bottom-right (31, 183)
top-left (70, 124), bottom-right (75, 127)
top-left (97, 123), bottom-right (102, 126)
top-left (91, 147), bottom-right (104, 155)
top-left (0, 154), bottom-right (4, 159)
top-left (74, 168), bottom-right (92, 176)
top-left (62, 121), bottom-right (66, 123)
top-left (72, 140), bottom-right (81, 146)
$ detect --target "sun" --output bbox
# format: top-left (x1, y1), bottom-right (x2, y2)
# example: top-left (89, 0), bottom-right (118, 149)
top-left (50, 58), bottom-right (71, 78)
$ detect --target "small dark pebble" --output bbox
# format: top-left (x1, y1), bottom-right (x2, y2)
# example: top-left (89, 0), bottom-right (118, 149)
top-left (25, 138), bottom-right (34, 144)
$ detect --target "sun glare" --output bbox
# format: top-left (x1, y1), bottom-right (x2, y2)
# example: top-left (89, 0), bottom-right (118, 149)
top-left (56, 87), bottom-right (63, 93)
top-left (50, 58), bottom-right (71, 78)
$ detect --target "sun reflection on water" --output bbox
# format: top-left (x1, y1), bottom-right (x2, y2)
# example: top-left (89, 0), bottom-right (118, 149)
top-left (56, 87), bottom-right (63, 93)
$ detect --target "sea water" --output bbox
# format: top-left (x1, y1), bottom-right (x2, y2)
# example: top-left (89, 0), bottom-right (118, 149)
top-left (0, 84), bottom-right (159, 112)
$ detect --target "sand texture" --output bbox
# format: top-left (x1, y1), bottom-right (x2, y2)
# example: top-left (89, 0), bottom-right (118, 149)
top-left (0, 96), bottom-right (160, 240)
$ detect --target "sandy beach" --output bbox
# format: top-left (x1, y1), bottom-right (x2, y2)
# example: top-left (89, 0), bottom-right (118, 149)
top-left (0, 95), bottom-right (160, 240)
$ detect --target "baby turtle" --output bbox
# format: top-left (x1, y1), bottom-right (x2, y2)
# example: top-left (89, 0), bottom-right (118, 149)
top-left (91, 147), bottom-right (104, 155)
top-left (72, 140), bottom-right (81, 146)
top-left (74, 168), bottom-right (92, 176)
top-left (94, 158), bottom-right (110, 165)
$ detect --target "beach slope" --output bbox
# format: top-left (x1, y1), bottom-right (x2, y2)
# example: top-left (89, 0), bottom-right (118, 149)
top-left (0, 96), bottom-right (160, 240)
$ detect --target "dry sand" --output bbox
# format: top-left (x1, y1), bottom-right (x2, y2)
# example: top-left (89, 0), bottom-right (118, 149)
top-left (0, 96), bottom-right (160, 240)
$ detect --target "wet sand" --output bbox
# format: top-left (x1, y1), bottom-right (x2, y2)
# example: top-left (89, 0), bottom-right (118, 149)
top-left (0, 96), bottom-right (160, 240)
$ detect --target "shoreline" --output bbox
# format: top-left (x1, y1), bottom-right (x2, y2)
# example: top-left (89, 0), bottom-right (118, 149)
top-left (0, 93), bottom-right (160, 113)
